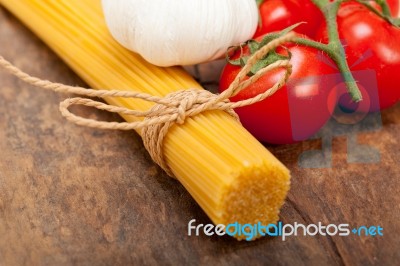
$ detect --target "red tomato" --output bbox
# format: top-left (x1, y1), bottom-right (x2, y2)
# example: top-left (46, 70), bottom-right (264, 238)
top-left (316, 3), bottom-right (400, 111)
top-left (388, 0), bottom-right (399, 15)
top-left (219, 40), bottom-right (337, 144)
top-left (254, 0), bottom-right (399, 39)
top-left (254, 0), bottom-right (324, 38)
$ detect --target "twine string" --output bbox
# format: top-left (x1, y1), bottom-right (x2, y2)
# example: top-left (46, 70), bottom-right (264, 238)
top-left (0, 32), bottom-right (296, 176)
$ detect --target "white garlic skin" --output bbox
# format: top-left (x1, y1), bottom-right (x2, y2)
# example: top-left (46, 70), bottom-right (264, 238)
top-left (102, 0), bottom-right (258, 67)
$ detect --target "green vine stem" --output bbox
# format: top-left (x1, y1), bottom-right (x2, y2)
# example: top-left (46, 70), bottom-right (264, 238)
top-left (293, 0), bottom-right (363, 102)
top-left (249, 0), bottom-right (396, 102)
top-left (293, 0), bottom-right (397, 102)
top-left (375, 0), bottom-right (392, 16)
top-left (355, 0), bottom-right (400, 26)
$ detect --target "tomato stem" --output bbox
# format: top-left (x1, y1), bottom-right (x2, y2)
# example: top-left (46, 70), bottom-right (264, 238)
top-left (308, 0), bottom-right (363, 102)
top-left (375, 0), bottom-right (392, 16)
top-left (357, 1), bottom-right (389, 18)
top-left (356, 0), bottom-right (400, 27)
top-left (292, 38), bottom-right (330, 54)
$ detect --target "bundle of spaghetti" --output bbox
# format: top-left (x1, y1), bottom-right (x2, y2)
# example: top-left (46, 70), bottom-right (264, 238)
top-left (0, 0), bottom-right (290, 239)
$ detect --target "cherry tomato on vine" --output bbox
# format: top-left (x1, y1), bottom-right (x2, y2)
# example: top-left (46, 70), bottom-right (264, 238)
top-left (254, 0), bottom-right (324, 38)
top-left (254, 0), bottom-right (399, 40)
top-left (219, 37), bottom-right (337, 144)
top-left (316, 3), bottom-right (400, 111)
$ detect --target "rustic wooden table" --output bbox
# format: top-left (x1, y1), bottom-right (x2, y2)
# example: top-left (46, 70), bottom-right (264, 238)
top-left (0, 7), bottom-right (399, 266)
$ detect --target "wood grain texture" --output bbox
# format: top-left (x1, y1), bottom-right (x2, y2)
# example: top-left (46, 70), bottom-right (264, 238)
top-left (0, 7), bottom-right (399, 266)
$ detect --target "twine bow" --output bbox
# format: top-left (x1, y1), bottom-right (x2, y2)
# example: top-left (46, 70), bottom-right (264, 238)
top-left (0, 32), bottom-right (296, 176)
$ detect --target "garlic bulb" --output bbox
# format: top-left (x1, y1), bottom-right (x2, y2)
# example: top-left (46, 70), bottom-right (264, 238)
top-left (102, 0), bottom-right (259, 67)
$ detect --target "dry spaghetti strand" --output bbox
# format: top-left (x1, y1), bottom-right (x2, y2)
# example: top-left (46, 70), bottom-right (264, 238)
top-left (0, 32), bottom-right (295, 175)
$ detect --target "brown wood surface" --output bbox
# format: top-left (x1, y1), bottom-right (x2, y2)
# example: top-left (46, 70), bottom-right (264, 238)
top-left (0, 7), bottom-right (399, 266)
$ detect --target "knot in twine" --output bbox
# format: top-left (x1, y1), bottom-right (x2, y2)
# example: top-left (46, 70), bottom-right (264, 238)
top-left (0, 32), bottom-right (297, 177)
